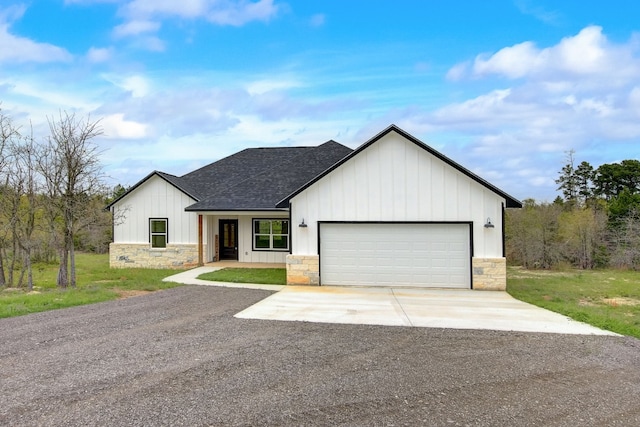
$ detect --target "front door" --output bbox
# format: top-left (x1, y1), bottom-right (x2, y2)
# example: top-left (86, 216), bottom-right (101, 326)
top-left (219, 219), bottom-right (238, 260)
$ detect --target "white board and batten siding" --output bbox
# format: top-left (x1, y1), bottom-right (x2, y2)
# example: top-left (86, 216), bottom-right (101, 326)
top-left (290, 131), bottom-right (506, 258)
top-left (112, 175), bottom-right (200, 244)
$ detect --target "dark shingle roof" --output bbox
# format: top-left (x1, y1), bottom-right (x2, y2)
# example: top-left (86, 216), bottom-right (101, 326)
top-left (185, 141), bottom-right (353, 211)
top-left (155, 171), bottom-right (201, 200)
top-left (107, 140), bottom-right (353, 211)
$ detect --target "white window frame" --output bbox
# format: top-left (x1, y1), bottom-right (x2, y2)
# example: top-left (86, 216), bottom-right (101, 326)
top-left (252, 219), bottom-right (289, 251)
top-left (149, 218), bottom-right (168, 248)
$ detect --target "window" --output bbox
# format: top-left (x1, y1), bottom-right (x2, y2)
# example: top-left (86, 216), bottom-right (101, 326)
top-left (150, 218), bottom-right (168, 248)
top-left (253, 219), bottom-right (289, 251)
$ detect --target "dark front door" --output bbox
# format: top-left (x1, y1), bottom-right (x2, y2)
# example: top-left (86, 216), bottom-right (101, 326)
top-left (219, 219), bottom-right (238, 260)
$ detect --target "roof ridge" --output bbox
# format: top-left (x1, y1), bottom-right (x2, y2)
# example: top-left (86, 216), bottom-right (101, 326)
top-left (180, 146), bottom-right (315, 179)
top-left (192, 145), bottom-right (322, 205)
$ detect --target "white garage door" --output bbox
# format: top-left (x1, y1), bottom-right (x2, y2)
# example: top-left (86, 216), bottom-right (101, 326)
top-left (320, 223), bottom-right (470, 288)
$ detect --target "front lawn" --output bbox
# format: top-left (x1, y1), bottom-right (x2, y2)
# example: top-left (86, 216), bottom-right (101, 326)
top-left (197, 268), bottom-right (286, 285)
top-left (0, 253), bottom-right (184, 319)
top-left (507, 267), bottom-right (640, 338)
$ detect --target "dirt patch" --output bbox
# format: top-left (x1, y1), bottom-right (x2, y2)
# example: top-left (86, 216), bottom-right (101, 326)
top-left (603, 297), bottom-right (640, 307)
top-left (115, 289), bottom-right (152, 299)
top-left (579, 297), bottom-right (639, 307)
top-left (2, 288), bottom-right (41, 295)
top-left (508, 267), bottom-right (575, 279)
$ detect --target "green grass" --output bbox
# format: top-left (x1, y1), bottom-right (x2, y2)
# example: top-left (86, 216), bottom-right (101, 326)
top-left (507, 267), bottom-right (640, 338)
top-left (197, 268), bottom-right (286, 285)
top-left (0, 253), bottom-right (184, 319)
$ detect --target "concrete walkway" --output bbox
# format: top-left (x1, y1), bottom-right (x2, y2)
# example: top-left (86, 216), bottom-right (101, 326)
top-left (163, 267), bottom-right (286, 291)
top-left (164, 267), bottom-right (617, 336)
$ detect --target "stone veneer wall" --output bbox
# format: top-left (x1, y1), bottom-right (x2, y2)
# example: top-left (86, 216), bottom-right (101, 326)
top-left (286, 255), bottom-right (320, 285)
top-left (472, 258), bottom-right (506, 290)
top-left (109, 243), bottom-right (203, 269)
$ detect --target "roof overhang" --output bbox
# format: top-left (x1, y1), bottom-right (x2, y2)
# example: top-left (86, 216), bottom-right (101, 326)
top-left (104, 171), bottom-right (199, 211)
top-left (184, 208), bottom-right (289, 215)
top-left (277, 124), bottom-right (523, 209)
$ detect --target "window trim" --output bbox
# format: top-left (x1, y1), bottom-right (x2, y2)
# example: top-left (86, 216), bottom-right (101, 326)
top-left (149, 218), bottom-right (168, 249)
top-left (252, 218), bottom-right (289, 252)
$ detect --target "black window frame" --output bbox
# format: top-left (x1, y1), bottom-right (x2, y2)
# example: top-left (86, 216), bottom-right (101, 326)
top-left (149, 218), bottom-right (168, 248)
top-left (252, 218), bottom-right (289, 252)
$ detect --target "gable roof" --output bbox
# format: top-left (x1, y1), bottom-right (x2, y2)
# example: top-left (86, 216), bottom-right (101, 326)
top-left (107, 141), bottom-right (353, 211)
top-left (105, 170), bottom-right (199, 210)
top-left (277, 124), bottom-right (523, 209)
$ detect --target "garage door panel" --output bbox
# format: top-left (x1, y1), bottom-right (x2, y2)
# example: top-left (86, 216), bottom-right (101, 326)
top-left (320, 223), bottom-right (470, 288)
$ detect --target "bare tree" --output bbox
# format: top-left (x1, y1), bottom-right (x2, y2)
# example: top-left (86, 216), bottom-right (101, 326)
top-left (0, 110), bottom-right (22, 287)
top-left (609, 208), bottom-right (640, 269)
top-left (11, 130), bottom-right (40, 289)
top-left (39, 112), bottom-right (104, 288)
top-left (506, 199), bottom-right (563, 269)
top-left (558, 207), bottom-right (607, 269)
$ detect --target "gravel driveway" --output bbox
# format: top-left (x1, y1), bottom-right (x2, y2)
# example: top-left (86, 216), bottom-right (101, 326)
top-left (2, 286), bottom-right (639, 426)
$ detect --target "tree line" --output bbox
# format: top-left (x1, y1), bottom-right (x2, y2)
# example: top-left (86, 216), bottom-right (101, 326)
top-left (0, 109), bottom-right (112, 289)
top-left (506, 151), bottom-right (640, 269)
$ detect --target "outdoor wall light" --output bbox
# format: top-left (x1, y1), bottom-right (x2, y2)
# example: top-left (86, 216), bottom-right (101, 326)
top-left (484, 217), bottom-right (495, 228)
top-left (299, 218), bottom-right (308, 228)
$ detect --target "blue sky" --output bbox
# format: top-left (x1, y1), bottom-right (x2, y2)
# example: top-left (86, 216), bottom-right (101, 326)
top-left (2, 0), bottom-right (640, 201)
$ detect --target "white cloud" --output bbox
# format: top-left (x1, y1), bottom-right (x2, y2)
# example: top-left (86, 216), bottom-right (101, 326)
top-left (113, 19), bottom-right (160, 38)
top-left (101, 113), bottom-right (148, 139)
top-left (86, 47), bottom-right (112, 63)
top-left (630, 87), bottom-right (640, 115)
top-left (445, 61), bottom-right (469, 81)
top-left (473, 41), bottom-right (540, 79)
top-left (121, 0), bottom-right (208, 19)
top-left (467, 26), bottom-right (638, 84)
top-left (4, 79), bottom-right (98, 111)
top-left (102, 74), bottom-right (152, 97)
top-left (118, 0), bottom-right (279, 26)
top-left (0, 6), bottom-right (72, 64)
top-left (204, 0), bottom-right (280, 26)
top-left (122, 77), bottom-right (150, 97)
top-left (514, 0), bottom-right (560, 25)
top-left (132, 35), bottom-right (165, 51)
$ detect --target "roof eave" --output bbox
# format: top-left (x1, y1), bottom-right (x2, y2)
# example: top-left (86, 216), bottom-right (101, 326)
top-left (184, 206), bottom-right (289, 212)
top-left (104, 171), bottom-right (199, 210)
top-left (278, 124), bottom-right (523, 209)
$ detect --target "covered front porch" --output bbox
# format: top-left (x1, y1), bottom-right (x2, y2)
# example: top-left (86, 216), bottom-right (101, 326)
top-left (195, 212), bottom-right (290, 265)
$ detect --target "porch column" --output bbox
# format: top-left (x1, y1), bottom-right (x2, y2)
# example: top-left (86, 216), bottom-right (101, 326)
top-left (198, 214), bottom-right (204, 266)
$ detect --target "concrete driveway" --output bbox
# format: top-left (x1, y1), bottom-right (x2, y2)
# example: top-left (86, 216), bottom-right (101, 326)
top-left (165, 268), bottom-right (616, 335)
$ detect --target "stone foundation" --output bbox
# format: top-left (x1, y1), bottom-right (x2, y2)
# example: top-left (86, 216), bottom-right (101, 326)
top-left (286, 255), bottom-right (320, 285)
top-left (109, 243), bottom-right (203, 269)
top-left (472, 258), bottom-right (506, 290)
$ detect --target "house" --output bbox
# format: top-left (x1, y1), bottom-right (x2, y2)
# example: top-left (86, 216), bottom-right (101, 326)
top-left (108, 125), bottom-right (522, 290)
